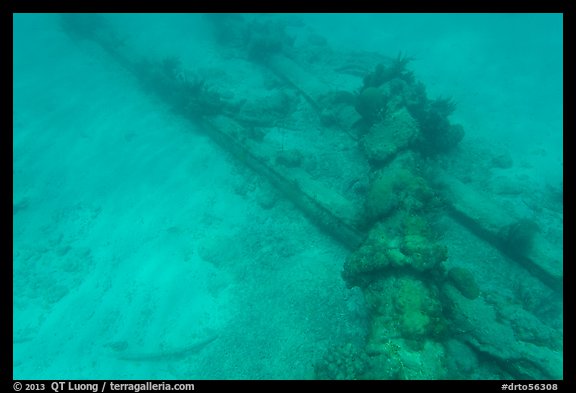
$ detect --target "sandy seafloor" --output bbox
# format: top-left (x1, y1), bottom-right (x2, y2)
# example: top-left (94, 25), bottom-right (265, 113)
top-left (12, 14), bottom-right (562, 379)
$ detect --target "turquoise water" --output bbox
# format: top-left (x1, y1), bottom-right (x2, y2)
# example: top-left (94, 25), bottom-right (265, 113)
top-left (13, 14), bottom-right (562, 380)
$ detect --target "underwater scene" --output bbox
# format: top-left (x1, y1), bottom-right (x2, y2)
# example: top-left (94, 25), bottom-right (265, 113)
top-left (13, 13), bottom-right (563, 380)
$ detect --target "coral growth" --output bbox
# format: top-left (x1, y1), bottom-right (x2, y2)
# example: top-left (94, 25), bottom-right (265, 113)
top-left (361, 107), bottom-right (420, 164)
top-left (498, 218), bottom-right (539, 256)
top-left (355, 87), bottom-right (387, 121)
top-left (362, 275), bottom-right (446, 354)
top-left (342, 214), bottom-right (447, 288)
top-left (314, 343), bottom-right (370, 380)
top-left (358, 56), bottom-right (465, 155)
top-left (411, 98), bottom-right (464, 154)
top-left (205, 14), bottom-right (295, 61)
top-left (364, 166), bottom-right (435, 223)
top-left (393, 276), bottom-right (445, 339)
top-left (362, 53), bottom-right (414, 89)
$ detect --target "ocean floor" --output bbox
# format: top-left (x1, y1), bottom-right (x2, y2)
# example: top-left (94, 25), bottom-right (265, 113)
top-left (13, 14), bottom-right (562, 380)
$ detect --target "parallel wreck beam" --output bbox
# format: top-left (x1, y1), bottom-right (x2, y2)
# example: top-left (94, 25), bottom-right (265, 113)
top-left (70, 19), bottom-right (366, 251)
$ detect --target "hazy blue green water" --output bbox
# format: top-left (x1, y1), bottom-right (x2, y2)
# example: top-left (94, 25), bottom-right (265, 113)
top-left (13, 13), bottom-right (562, 380)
